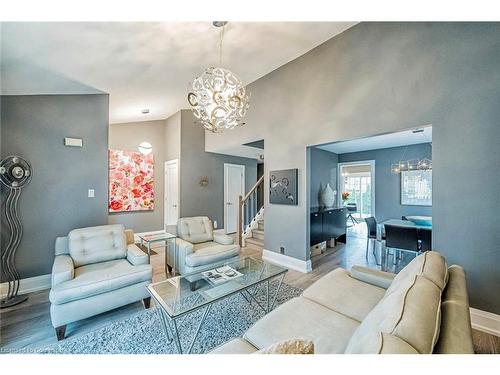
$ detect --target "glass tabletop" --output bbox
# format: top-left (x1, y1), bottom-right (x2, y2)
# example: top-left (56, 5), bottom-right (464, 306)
top-left (139, 232), bottom-right (177, 243)
top-left (382, 219), bottom-right (432, 229)
top-left (147, 257), bottom-right (288, 318)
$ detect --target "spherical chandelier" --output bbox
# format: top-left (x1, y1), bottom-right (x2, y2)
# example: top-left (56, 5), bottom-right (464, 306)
top-left (187, 22), bottom-right (250, 133)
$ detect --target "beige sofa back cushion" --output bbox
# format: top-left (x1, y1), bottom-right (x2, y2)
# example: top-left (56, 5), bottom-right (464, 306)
top-left (434, 265), bottom-right (474, 354)
top-left (345, 275), bottom-right (442, 354)
top-left (386, 251), bottom-right (448, 296)
top-left (177, 216), bottom-right (214, 244)
top-left (68, 225), bottom-right (127, 267)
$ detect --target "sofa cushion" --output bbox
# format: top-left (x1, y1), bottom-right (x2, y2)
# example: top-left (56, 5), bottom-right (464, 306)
top-left (177, 216), bottom-right (213, 244)
top-left (68, 224), bottom-right (127, 267)
top-left (186, 242), bottom-right (240, 267)
top-left (49, 259), bottom-right (152, 305)
top-left (434, 266), bottom-right (474, 354)
top-left (244, 296), bottom-right (360, 354)
top-left (302, 268), bottom-right (386, 322)
top-left (344, 331), bottom-right (419, 354)
top-left (385, 251), bottom-right (448, 296)
top-left (210, 338), bottom-right (258, 354)
top-left (345, 275), bottom-right (442, 354)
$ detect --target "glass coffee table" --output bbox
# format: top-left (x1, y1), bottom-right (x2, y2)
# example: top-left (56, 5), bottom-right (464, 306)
top-left (139, 232), bottom-right (177, 275)
top-left (147, 257), bottom-right (288, 354)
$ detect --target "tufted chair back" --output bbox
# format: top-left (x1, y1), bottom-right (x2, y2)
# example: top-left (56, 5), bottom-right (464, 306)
top-left (68, 224), bottom-right (127, 267)
top-left (177, 216), bottom-right (214, 244)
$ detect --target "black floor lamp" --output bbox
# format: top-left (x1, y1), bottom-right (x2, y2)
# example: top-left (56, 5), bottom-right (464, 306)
top-left (0, 155), bottom-right (32, 308)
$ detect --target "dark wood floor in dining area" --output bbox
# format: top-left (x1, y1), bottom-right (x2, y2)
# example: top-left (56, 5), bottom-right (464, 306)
top-left (1, 223), bottom-right (498, 353)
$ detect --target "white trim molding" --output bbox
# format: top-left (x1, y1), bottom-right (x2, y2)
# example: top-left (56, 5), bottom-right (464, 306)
top-left (470, 308), bottom-right (500, 337)
top-left (262, 249), bottom-right (312, 273)
top-left (1, 274), bottom-right (51, 298)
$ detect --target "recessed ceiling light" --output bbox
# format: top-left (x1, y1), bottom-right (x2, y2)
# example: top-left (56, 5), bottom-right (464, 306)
top-left (141, 109), bottom-right (150, 114)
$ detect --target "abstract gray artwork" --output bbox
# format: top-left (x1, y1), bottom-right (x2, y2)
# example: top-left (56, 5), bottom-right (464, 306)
top-left (269, 169), bottom-right (298, 205)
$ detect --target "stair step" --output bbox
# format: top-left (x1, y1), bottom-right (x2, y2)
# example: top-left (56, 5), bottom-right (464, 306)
top-left (257, 220), bottom-right (264, 231)
top-left (245, 237), bottom-right (264, 249)
top-left (252, 229), bottom-right (264, 240)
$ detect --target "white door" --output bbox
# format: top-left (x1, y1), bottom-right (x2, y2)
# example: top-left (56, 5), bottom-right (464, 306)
top-left (165, 160), bottom-right (179, 229)
top-left (224, 163), bottom-right (245, 234)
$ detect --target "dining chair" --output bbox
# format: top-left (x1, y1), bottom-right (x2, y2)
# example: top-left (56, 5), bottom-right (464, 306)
top-left (418, 228), bottom-right (432, 252)
top-left (383, 224), bottom-right (419, 270)
top-left (346, 203), bottom-right (359, 225)
top-left (364, 217), bottom-right (381, 265)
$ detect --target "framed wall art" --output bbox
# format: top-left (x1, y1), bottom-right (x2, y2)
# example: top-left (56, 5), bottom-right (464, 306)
top-left (401, 169), bottom-right (432, 206)
top-left (108, 149), bottom-right (154, 212)
top-left (269, 169), bottom-right (298, 205)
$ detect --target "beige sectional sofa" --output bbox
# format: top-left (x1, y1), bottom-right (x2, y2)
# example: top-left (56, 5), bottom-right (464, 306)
top-left (211, 251), bottom-right (474, 354)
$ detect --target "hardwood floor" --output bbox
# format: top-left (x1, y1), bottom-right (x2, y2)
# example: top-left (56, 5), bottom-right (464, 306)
top-left (1, 224), bottom-right (498, 353)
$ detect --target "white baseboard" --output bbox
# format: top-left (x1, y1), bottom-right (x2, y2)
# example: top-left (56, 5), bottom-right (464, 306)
top-left (0, 274), bottom-right (51, 298)
top-left (262, 249), bottom-right (312, 273)
top-left (470, 308), bottom-right (500, 337)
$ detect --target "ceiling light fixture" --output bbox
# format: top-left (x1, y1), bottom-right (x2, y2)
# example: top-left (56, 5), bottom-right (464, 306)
top-left (390, 128), bottom-right (432, 174)
top-left (187, 21), bottom-right (250, 133)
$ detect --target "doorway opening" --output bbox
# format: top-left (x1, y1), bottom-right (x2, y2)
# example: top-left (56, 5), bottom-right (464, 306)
top-left (224, 163), bottom-right (245, 234)
top-left (338, 161), bottom-right (375, 220)
top-left (164, 159), bottom-right (179, 231)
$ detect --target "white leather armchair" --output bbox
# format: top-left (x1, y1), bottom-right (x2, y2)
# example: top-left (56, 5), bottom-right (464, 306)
top-left (169, 217), bottom-right (240, 289)
top-left (49, 224), bottom-right (152, 340)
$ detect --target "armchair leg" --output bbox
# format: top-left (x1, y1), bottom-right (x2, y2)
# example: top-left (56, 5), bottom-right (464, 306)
top-left (189, 281), bottom-right (197, 292)
top-left (55, 325), bottom-right (67, 341)
top-left (143, 297), bottom-right (151, 309)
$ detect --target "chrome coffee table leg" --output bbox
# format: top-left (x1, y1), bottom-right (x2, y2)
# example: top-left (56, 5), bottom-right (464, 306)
top-left (269, 273), bottom-right (285, 311)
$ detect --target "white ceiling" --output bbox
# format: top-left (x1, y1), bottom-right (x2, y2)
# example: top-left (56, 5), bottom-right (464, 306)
top-left (1, 22), bottom-right (356, 124)
top-left (317, 126), bottom-right (433, 154)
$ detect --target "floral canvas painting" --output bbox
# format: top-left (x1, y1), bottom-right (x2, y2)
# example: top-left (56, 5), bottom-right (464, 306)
top-left (109, 149), bottom-right (154, 212)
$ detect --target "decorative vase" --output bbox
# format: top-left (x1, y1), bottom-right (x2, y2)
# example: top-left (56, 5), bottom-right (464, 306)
top-left (320, 183), bottom-right (336, 208)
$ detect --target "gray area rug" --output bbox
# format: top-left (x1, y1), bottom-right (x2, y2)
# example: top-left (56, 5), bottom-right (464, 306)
top-left (39, 281), bottom-right (302, 354)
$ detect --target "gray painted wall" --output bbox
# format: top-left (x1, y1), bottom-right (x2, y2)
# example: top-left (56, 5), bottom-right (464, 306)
top-left (179, 110), bottom-right (257, 229)
top-left (338, 143), bottom-right (432, 221)
top-left (205, 23), bottom-right (500, 313)
top-left (1, 94), bottom-right (109, 279)
top-left (164, 111), bottom-right (181, 161)
top-left (310, 147), bottom-right (338, 207)
top-left (108, 120), bottom-right (166, 233)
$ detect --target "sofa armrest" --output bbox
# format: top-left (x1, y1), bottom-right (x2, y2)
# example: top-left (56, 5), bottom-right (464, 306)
top-left (127, 244), bottom-right (148, 266)
top-left (124, 229), bottom-right (135, 245)
top-left (176, 238), bottom-right (194, 256)
top-left (51, 255), bottom-right (74, 287)
top-left (213, 233), bottom-right (234, 245)
top-left (350, 265), bottom-right (395, 289)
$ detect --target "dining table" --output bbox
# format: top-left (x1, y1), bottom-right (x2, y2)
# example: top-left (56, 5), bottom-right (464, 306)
top-left (377, 218), bottom-right (432, 240)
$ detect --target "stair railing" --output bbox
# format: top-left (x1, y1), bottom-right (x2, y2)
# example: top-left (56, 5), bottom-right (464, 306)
top-left (238, 175), bottom-right (264, 246)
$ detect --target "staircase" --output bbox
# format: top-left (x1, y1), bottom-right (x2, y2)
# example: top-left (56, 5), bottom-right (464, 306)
top-left (238, 175), bottom-right (264, 248)
top-left (245, 219), bottom-right (264, 249)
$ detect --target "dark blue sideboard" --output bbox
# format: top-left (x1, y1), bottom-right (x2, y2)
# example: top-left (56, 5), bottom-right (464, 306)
top-left (310, 207), bottom-right (347, 247)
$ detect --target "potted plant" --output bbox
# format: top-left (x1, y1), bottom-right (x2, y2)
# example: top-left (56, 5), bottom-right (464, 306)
top-left (342, 191), bottom-right (350, 204)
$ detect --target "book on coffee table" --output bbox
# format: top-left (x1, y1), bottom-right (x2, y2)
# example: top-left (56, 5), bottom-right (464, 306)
top-left (201, 265), bottom-right (243, 285)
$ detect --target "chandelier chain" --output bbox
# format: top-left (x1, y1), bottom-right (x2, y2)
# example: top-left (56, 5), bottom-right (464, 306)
top-left (219, 24), bottom-right (225, 66)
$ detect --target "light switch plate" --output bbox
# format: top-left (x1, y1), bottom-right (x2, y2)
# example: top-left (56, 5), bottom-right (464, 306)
top-left (65, 137), bottom-right (83, 147)
top-left (88, 189), bottom-right (95, 198)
